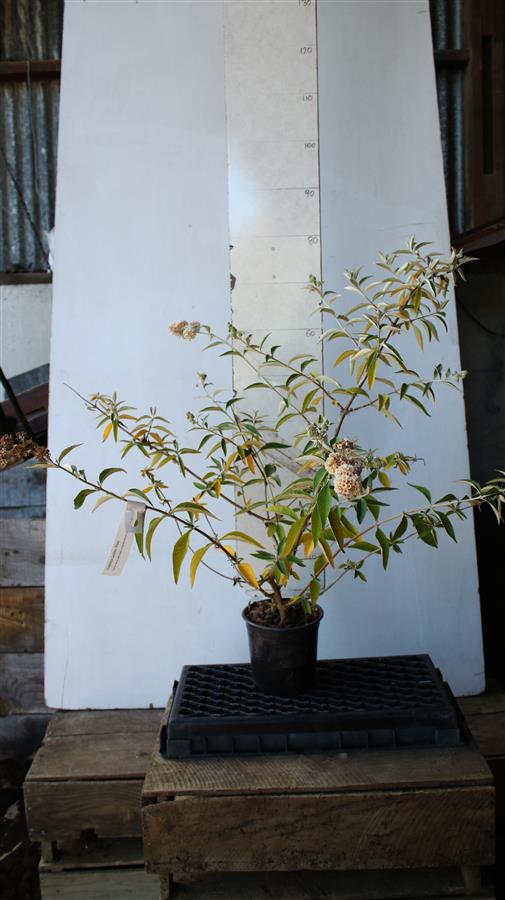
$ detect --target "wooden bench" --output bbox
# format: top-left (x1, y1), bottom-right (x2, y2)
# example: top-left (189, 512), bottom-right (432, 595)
top-left (24, 708), bottom-right (162, 898)
top-left (142, 706), bottom-right (496, 899)
top-left (458, 686), bottom-right (505, 819)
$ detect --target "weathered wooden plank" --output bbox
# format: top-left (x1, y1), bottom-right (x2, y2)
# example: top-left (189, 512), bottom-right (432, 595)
top-left (46, 709), bottom-right (162, 738)
top-left (0, 652), bottom-right (49, 714)
top-left (0, 459), bottom-right (46, 511)
top-left (0, 518), bottom-right (45, 587)
top-left (27, 732), bottom-right (154, 782)
top-left (0, 587), bottom-right (44, 652)
top-left (463, 713), bottom-right (505, 759)
top-left (38, 866), bottom-right (493, 900)
top-left (40, 868), bottom-right (159, 900)
top-left (488, 757), bottom-right (505, 818)
top-left (25, 779), bottom-right (145, 840)
top-left (458, 686), bottom-right (505, 717)
top-left (0, 714), bottom-right (49, 760)
top-left (143, 786), bottom-right (495, 873)
top-left (38, 837), bottom-right (144, 872)
top-left (142, 743), bottom-right (492, 801)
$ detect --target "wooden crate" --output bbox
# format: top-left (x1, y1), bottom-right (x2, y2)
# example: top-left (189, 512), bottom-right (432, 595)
top-left (24, 709), bottom-right (162, 853)
top-left (458, 685), bottom-right (505, 819)
top-left (38, 838), bottom-right (159, 900)
top-left (142, 706), bottom-right (495, 899)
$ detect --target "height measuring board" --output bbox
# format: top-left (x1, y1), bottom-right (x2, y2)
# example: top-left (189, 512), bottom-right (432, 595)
top-left (224, 0), bottom-right (321, 429)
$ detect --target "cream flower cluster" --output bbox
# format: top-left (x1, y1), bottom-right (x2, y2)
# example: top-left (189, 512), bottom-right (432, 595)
top-left (332, 463), bottom-right (362, 500)
top-left (168, 320), bottom-right (201, 341)
top-left (325, 440), bottom-right (364, 500)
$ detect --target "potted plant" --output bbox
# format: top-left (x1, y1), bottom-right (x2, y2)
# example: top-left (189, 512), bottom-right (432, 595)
top-left (6, 240), bottom-right (503, 696)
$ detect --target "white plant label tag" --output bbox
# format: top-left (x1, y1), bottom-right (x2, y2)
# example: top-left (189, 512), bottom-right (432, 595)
top-left (102, 500), bottom-right (146, 576)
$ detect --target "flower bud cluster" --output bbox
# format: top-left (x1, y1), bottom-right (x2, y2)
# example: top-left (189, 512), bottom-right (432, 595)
top-left (325, 439), bottom-right (364, 500)
top-left (0, 433), bottom-right (48, 470)
top-left (168, 320), bottom-right (200, 340)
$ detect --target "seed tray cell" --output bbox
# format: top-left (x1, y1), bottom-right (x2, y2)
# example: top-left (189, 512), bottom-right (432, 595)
top-left (161, 654), bottom-right (463, 758)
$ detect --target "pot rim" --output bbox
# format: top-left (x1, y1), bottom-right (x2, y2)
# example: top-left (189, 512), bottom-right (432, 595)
top-left (242, 603), bottom-right (324, 632)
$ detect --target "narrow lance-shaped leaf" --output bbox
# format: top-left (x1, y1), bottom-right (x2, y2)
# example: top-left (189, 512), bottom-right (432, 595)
top-left (328, 508), bottom-right (346, 551)
top-left (145, 515), bottom-right (165, 560)
top-left (316, 483), bottom-right (332, 528)
top-left (375, 528), bottom-right (390, 570)
top-left (189, 543), bottom-right (212, 587)
top-left (134, 512), bottom-right (146, 557)
top-left (310, 580), bottom-right (320, 605)
top-left (57, 444), bottom-right (83, 464)
top-left (74, 489), bottom-right (96, 510)
top-left (237, 562), bottom-right (259, 589)
top-left (281, 516), bottom-right (306, 558)
top-left (99, 467), bottom-right (126, 484)
top-left (172, 530), bottom-right (191, 583)
top-left (220, 531), bottom-right (265, 549)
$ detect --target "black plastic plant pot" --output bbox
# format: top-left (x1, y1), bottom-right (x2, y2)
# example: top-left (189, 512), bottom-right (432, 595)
top-left (242, 605), bottom-right (324, 697)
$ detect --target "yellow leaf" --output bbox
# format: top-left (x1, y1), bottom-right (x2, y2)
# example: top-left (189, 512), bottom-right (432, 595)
top-left (224, 451), bottom-right (238, 471)
top-left (238, 562), bottom-right (259, 589)
top-left (246, 453), bottom-right (255, 474)
top-left (190, 543), bottom-right (211, 588)
top-left (302, 533), bottom-right (314, 557)
top-left (332, 348), bottom-right (355, 368)
top-left (320, 538), bottom-right (334, 567)
top-left (102, 422), bottom-right (112, 441)
top-left (378, 471), bottom-right (391, 488)
top-left (220, 544), bottom-right (237, 559)
top-left (214, 480), bottom-right (221, 497)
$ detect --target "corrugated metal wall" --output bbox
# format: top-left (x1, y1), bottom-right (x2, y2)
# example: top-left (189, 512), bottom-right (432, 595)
top-left (0, 0), bottom-right (62, 272)
top-left (0, 0), bottom-right (63, 61)
top-left (430, 0), bottom-right (466, 236)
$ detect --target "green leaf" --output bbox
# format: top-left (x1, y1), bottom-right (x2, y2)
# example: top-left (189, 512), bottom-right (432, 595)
top-left (313, 468), bottom-right (327, 490)
top-left (127, 488), bottom-right (151, 503)
top-left (328, 508), bottom-right (345, 551)
top-left (408, 483), bottom-right (432, 503)
top-left (309, 580), bottom-right (321, 605)
top-left (174, 501), bottom-right (217, 518)
top-left (261, 441), bottom-right (291, 450)
top-left (316, 483), bottom-right (332, 528)
top-left (411, 515), bottom-right (438, 547)
top-left (172, 531), bottom-right (191, 583)
top-left (267, 504), bottom-right (299, 520)
top-left (340, 513), bottom-right (358, 537)
top-left (145, 515), bottom-right (165, 560)
top-left (355, 498), bottom-right (368, 524)
top-left (98, 467), bottom-right (126, 484)
top-left (393, 516), bottom-right (408, 541)
top-left (350, 541), bottom-right (379, 553)
top-left (404, 394), bottom-right (430, 416)
top-left (134, 512), bottom-right (146, 557)
top-left (74, 489), bottom-right (96, 509)
top-left (220, 531), bottom-right (264, 549)
top-left (57, 444), bottom-right (83, 464)
top-left (375, 528), bottom-right (390, 569)
top-left (367, 350), bottom-right (378, 390)
top-left (436, 511), bottom-right (457, 542)
top-left (189, 543), bottom-right (212, 587)
top-left (311, 507), bottom-right (322, 547)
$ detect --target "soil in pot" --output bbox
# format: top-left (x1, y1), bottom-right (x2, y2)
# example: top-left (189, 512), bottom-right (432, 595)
top-left (243, 600), bottom-right (324, 697)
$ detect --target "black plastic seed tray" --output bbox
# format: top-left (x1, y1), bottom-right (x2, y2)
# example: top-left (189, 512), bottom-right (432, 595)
top-left (161, 654), bottom-right (463, 758)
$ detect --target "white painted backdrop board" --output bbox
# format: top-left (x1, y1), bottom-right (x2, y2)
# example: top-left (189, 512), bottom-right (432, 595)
top-left (316, 0), bottom-right (483, 694)
top-left (46, 0), bottom-right (483, 708)
top-left (45, 0), bottom-right (238, 709)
